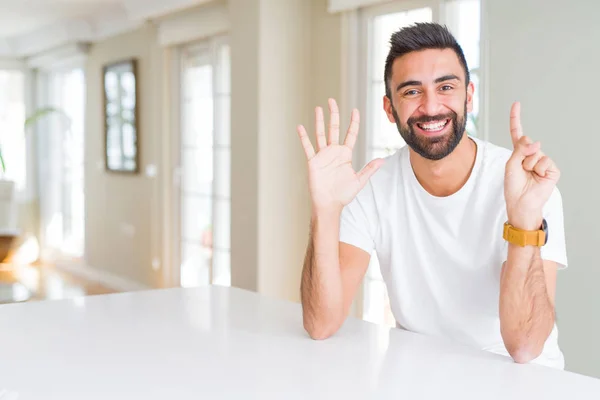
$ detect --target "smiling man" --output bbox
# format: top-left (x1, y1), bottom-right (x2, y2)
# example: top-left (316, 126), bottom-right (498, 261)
top-left (296, 23), bottom-right (568, 368)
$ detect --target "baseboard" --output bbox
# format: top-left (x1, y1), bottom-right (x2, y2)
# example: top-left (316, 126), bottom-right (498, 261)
top-left (55, 260), bottom-right (152, 293)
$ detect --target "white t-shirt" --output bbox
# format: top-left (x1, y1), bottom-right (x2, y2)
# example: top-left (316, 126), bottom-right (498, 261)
top-left (340, 135), bottom-right (568, 369)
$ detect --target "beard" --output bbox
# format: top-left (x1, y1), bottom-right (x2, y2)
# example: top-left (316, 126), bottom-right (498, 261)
top-left (392, 101), bottom-right (467, 161)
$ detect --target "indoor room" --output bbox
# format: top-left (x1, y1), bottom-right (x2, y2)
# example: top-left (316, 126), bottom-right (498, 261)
top-left (0, 0), bottom-right (598, 398)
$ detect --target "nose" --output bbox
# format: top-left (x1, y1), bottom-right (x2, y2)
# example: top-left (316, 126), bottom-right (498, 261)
top-left (417, 89), bottom-right (444, 116)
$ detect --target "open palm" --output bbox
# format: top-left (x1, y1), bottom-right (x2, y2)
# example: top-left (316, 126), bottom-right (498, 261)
top-left (297, 99), bottom-right (384, 213)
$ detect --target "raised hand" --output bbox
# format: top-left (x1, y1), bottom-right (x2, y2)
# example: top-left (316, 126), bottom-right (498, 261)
top-left (504, 102), bottom-right (560, 230)
top-left (297, 98), bottom-right (384, 214)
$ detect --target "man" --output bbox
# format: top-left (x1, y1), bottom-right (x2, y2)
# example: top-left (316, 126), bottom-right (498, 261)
top-left (296, 22), bottom-right (567, 369)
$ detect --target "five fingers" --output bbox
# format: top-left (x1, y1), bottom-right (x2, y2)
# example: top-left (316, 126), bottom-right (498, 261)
top-left (297, 98), bottom-right (360, 160)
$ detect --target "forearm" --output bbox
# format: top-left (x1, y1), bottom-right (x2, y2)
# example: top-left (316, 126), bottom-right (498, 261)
top-left (500, 100), bottom-right (562, 363)
top-left (301, 210), bottom-right (344, 339)
top-left (499, 243), bottom-right (555, 363)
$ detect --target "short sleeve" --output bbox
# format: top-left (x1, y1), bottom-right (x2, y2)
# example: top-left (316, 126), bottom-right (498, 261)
top-left (339, 181), bottom-right (379, 254)
top-left (541, 187), bottom-right (568, 269)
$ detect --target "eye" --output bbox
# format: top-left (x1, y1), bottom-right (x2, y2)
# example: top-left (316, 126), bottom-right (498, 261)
top-left (440, 85), bottom-right (453, 91)
top-left (404, 89), bottom-right (419, 96)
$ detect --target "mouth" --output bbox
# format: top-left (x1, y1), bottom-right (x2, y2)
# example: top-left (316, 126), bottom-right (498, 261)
top-left (415, 118), bottom-right (451, 137)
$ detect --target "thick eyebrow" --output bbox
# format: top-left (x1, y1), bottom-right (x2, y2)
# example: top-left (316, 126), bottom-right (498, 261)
top-left (395, 74), bottom-right (461, 92)
top-left (434, 74), bottom-right (460, 83)
top-left (396, 80), bottom-right (421, 92)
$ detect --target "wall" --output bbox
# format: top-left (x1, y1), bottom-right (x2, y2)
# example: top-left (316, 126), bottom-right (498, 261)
top-left (229, 0), bottom-right (313, 302)
top-left (310, 0), bottom-right (344, 126)
top-left (229, 0), bottom-right (261, 293)
top-left (229, 0), bottom-right (342, 302)
top-left (82, 0), bottom-right (336, 299)
top-left (84, 23), bottom-right (164, 288)
top-left (485, 0), bottom-right (600, 377)
top-left (256, 0), bottom-right (311, 301)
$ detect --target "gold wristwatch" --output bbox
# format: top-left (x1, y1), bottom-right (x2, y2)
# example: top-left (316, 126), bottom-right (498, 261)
top-left (503, 219), bottom-right (548, 247)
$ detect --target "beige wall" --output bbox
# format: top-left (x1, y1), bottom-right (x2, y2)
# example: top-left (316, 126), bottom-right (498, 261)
top-left (229, 0), bottom-right (261, 293)
top-left (82, 0), bottom-right (336, 300)
top-left (84, 23), bottom-right (164, 288)
top-left (310, 0), bottom-right (343, 127)
top-left (256, 0), bottom-right (311, 301)
top-left (230, 0), bottom-right (342, 302)
top-left (485, 0), bottom-right (600, 377)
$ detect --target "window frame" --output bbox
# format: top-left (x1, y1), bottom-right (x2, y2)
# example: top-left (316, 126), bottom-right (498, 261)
top-left (169, 35), bottom-right (231, 289)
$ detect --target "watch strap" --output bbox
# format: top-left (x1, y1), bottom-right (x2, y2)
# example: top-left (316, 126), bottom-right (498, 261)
top-left (503, 222), bottom-right (546, 247)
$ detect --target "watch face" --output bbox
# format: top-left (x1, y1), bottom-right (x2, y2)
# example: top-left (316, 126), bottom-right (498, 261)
top-left (542, 218), bottom-right (549, 245)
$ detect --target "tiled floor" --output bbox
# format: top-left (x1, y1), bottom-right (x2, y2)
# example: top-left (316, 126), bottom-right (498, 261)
top-left (0, 262), bottom-right (117, 304)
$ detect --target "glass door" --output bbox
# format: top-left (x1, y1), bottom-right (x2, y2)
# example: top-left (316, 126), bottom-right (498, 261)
top-left (177, 37), bottom-right (231, 288)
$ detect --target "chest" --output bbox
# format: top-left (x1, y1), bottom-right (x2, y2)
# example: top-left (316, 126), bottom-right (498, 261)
top-left (375, 182), bottom-right (508, 281)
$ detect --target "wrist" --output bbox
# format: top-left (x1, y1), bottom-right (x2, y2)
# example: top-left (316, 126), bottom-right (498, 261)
top-left (507, 211), bottom-right (543, 231)
top-left (311, 206), bottom-right (342, 221)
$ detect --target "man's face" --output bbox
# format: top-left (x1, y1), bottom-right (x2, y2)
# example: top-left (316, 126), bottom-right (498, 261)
top-left (383, 49), bottom-right (474, 161)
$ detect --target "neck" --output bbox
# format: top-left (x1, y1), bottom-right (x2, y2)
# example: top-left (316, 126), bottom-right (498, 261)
top-left (409, 134), bottom-right (477, 197)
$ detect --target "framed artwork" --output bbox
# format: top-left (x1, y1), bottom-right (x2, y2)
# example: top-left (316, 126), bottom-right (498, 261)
top-left (103, 59), bottom-right (139, 173)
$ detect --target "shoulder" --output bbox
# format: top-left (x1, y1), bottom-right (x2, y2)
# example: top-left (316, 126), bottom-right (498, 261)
top-left (545, 185), bottom-right (564, 212)
top-left (350, 147), bottom-right (405, 208)
top-left (473, 136), bottom-right (513, 168)
top-left (471, 136), bottom-right (513, 185)
top-left (369, 146), bottom-right (407, 186)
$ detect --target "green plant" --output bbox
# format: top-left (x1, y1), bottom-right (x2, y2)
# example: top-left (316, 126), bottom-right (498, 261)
top-left (0, 106), bottom-right (70, 175)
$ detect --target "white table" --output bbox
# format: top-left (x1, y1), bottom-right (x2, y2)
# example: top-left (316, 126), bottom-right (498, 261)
top-left (0, 286), bottom-right (598, 399)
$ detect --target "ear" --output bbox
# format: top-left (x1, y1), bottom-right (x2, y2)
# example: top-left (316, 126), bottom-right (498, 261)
top-left (466, 80), bottom-right (475, 113)
top-left (383, 95), bottom-right (396, 123)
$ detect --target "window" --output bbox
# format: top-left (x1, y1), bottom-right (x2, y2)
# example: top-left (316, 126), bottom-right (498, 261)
top-left (104, 60), bottom-right (138, 173)
top-left (0, 70), bottom-right (26, 191)
top-left (359, 0), bottom-right (481, 326)
top-left (178, 37), bottom-right (231, 288)
top-left (37, 68), bottom-right (86, 257)
top-left (445, 0), bottom-right (481, 136)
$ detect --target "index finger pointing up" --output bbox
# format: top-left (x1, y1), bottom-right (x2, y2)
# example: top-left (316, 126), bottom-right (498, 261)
top-left (510, 101), bottom-right (523, 147)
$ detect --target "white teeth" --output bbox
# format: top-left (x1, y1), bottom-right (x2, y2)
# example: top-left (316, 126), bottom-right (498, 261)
top-left (419, 120), bottom-right (447, 131)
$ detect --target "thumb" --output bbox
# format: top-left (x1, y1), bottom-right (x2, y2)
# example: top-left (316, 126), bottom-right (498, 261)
top-left (507, 136), bottom-right (540, 169)
top-left (357, 158), bottom-right (384, 188)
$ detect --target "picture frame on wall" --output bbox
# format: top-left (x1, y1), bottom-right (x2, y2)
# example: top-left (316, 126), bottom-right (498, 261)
top-left (103, 58), bottom-right (139, 173)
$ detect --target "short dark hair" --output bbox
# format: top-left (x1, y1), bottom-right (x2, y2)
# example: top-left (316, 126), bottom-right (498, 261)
top-left (384, 22), bottom-right (470, 99)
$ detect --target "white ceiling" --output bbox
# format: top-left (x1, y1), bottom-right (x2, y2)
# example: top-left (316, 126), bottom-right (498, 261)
top-left (0, 0), bottom-right (121, 38)
top-left (0, 0), bottom-right (215, 57)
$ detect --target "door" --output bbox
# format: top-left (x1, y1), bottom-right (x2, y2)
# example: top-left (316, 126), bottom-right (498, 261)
top-left (174, 37), bottom-right (231, 288)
